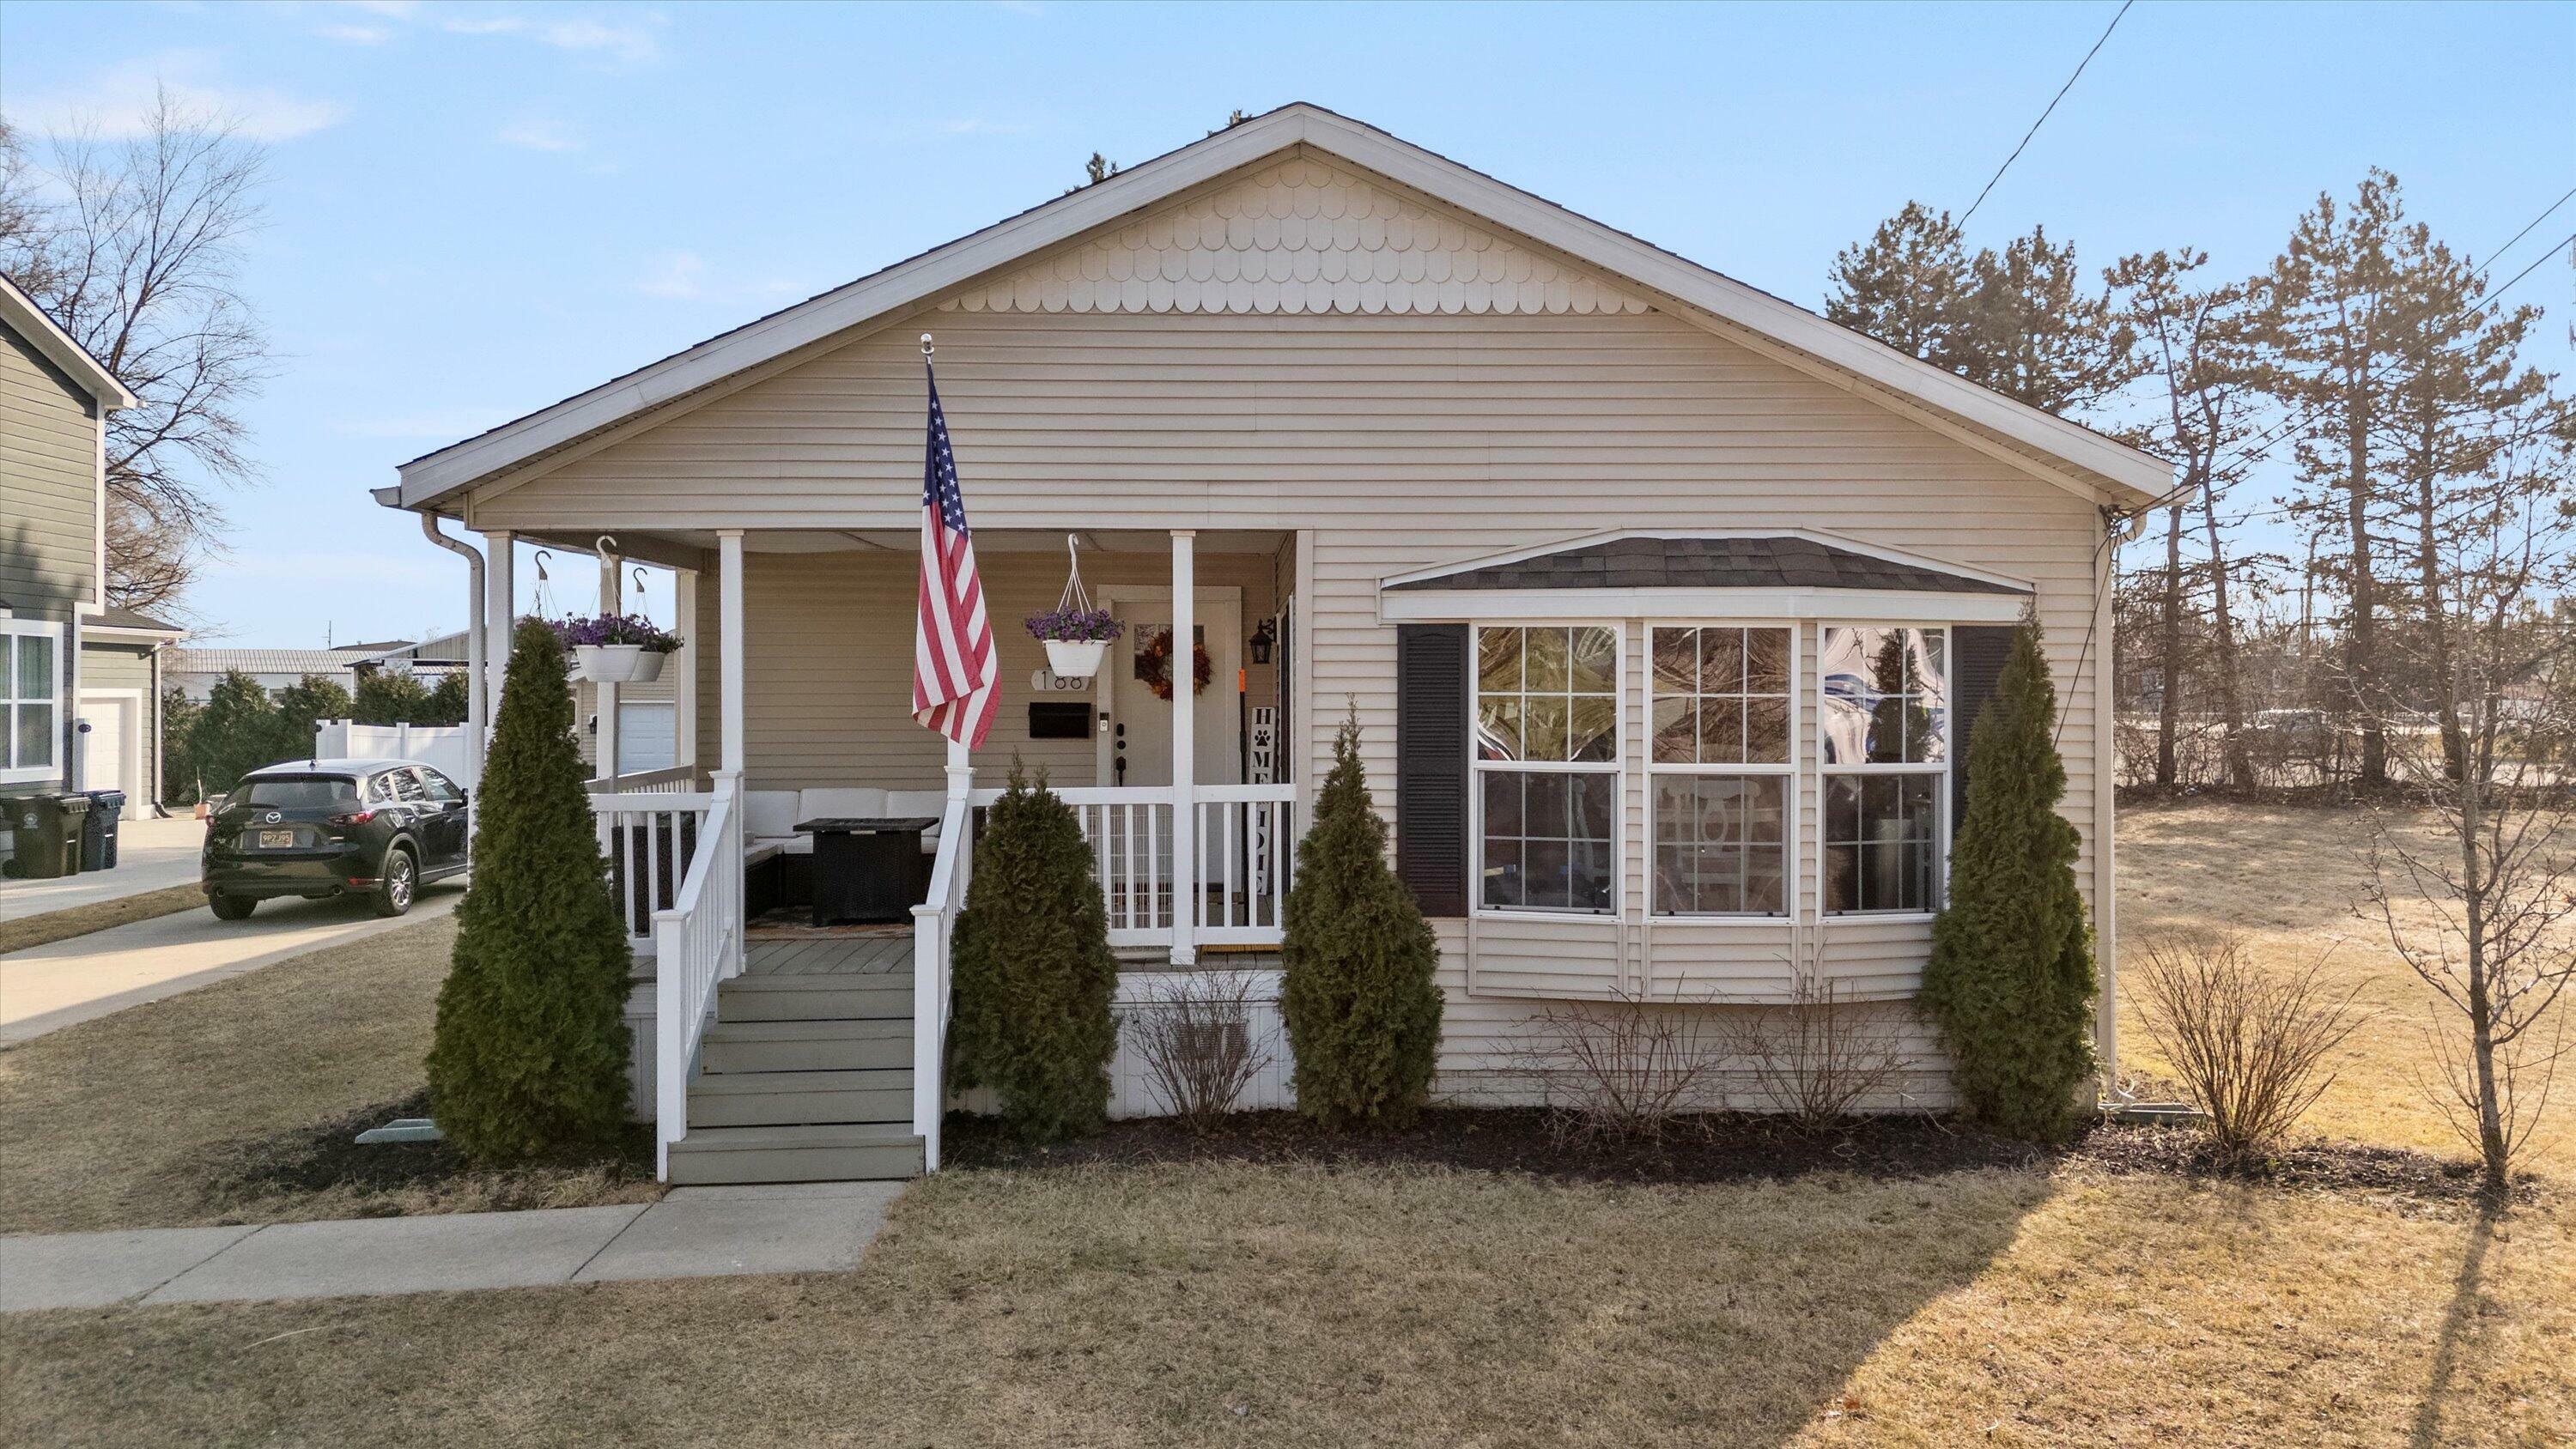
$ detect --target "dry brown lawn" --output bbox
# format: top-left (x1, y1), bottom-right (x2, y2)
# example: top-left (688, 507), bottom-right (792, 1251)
top-left (2, 1162), bottom-right (2567, 1447)
top-left (2117, 799), bottom-right (2573, 1179)
top-left (4, 801), bottom-right (2571, 1446)
top-left (0, 914), bottom-right (656, 1234)
top-left (0, 882), bottom-right (204, 956)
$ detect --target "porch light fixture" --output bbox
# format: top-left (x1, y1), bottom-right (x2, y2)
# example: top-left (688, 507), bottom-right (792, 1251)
top-left (1249, 619), bottom-right (1275, 665)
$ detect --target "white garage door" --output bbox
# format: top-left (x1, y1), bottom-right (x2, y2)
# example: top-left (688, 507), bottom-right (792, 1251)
top-left (78, 694), bottom-right (138, 815)
top-left (617, 701), bottom-right (677, 774)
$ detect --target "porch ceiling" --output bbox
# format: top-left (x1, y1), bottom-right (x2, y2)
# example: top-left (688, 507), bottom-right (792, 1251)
top-left (658, 527), bottom-right (1291, 558)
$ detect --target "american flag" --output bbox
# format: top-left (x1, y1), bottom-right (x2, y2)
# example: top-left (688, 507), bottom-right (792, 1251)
top-left (911, 361), bottom-right (999, 749)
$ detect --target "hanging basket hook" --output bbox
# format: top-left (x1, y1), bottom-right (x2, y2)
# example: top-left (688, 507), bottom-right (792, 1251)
top-left (1058, 533), bottom-right (1092, 615)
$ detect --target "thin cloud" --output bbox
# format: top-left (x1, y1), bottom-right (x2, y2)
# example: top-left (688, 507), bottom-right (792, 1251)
top-left (440, 10), bottom-right (665, 66)
top-left (638, 250), bottom-right (708, 300)
top-left (313, 23), bottom-right (395, 45)
top-left (9, 53), bottom-right (346, 142)
top-left (497, 117), bottom-right (583, 153)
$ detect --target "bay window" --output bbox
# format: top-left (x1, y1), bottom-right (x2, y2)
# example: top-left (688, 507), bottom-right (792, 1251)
top-left (1649, 625), bottom-right (1792, 915)
top-left (1474, 624), bottom-right (1618, 913)
top-left (1, 620), bottom-right (64, 785)
top-left (1820, 625), bottom-right (1947, 914)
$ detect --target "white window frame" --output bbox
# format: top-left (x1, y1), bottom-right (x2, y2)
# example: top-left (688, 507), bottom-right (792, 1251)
top-left (1468, 621), bottom-right (1625, 922)
top-left (0, 618), bottom-right (68, 785)
top-left (1818, 621), bottom-right (1952, 920)
top-left (1645, 620), bottom-right (1799, 920)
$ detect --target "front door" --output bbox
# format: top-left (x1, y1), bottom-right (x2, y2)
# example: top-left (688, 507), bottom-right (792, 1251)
top-left (1102, 589), bottom-right (1243, 792)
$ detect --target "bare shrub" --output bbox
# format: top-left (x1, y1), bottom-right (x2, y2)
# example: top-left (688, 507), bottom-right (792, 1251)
top-left (1125, 973), bottom-right (1273, 1132)
top-left (1511, 985), bottom-right (1730, 1144)
top-left (1718, 974), bottom-right (1914, 1130)
top-left (2128, 930), bottom-right (2371, 1162)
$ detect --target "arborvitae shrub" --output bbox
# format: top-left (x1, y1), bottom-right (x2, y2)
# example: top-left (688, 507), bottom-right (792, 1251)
top-left (1920, 613), bottom-right (2097, 1140)
top-left (427, 617), bottom-right (633, 1161)
top-left (1280, 716), bottom-right (1443, 1127)
top-left (948, 763), bottom-right (1120, 1142)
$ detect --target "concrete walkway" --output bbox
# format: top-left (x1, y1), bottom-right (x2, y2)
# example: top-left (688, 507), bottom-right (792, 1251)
top-left (0, 815), bottom-right (205, 923)
top-left (0, 1181), bottom-right (903, 1312)
top-left (0, 882), bottom-right (464, 1045)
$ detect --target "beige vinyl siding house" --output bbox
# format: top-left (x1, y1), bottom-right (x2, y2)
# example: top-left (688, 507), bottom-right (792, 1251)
top-left (383, 106), bottom-right (2166, 1181)
top-left (0, 274), bottom-right (137, 864)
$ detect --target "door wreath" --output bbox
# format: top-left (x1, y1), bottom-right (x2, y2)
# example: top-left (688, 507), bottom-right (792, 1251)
top-left (1137, 628), bottom-right (1212, 700)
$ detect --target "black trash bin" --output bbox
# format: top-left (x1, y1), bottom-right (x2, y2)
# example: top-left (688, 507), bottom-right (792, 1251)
top-left (4, 793), bottom-right (89, 879)
top-left (82, 791), bottom-right (125, 870)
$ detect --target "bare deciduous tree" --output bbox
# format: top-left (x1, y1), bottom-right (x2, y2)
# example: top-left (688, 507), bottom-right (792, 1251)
top-left (0, 91), bottom-right (269, 613)
top-left (2128, 930), bottom-right (2370, 1163)
top-left (2357, 410), bottom-right (2575, 1207)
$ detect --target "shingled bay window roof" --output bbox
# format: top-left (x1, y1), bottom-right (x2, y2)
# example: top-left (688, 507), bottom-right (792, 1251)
top-left (1385, 535), bottom-right (2029, 596)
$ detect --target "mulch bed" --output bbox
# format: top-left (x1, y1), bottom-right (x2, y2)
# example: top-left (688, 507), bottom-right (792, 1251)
top-left (198, 1089), bottom-right (655, 1217)
top-left (945, 1106), bottom-right (2529, 1207)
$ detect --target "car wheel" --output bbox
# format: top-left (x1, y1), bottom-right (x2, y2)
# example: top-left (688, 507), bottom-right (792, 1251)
top-left (208, 892), bottom-right (257, 921)
top-left (373, 847), bottom-right (416, 918)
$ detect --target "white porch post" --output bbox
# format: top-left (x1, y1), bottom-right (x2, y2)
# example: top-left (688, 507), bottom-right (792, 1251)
top-left (717, 530), bottom-right (747, 978)
top-left (596, 546), bottom-right (622, 784)
top-left (482, 530), bottom-right (513, 737)
top-left (717, 530), bottom-right (746, 777)
top-left (1170, 529), bottom-right (1197, 966)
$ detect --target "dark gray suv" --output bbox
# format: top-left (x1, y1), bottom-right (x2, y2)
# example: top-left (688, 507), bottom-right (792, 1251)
top-left (202, 759), bottom-right (471, 919)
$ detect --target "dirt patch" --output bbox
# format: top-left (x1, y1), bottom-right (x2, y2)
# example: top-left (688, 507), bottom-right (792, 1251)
top-left (197, 1088), bottom-right (656, 1222)
top-left (946, 1105), bottom-right (2524, 1208)
top-left (0, 882), bottom-right (204, 955)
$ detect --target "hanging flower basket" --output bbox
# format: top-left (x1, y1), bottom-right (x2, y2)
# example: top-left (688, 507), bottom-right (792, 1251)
top-left (1138, 629), bottom-right (1212, 700)
top-left (1023, 536), bottom-right (1122, 680)
top-left (558, 615), bottom-right (681, 683)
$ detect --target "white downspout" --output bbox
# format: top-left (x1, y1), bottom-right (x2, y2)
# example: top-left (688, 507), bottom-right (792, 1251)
top-left (418, 514), bottom-right (488, 774)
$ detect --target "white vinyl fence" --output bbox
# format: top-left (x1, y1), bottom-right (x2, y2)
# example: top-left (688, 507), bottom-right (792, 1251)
top-left (311, 719), bottom-right (478, 788)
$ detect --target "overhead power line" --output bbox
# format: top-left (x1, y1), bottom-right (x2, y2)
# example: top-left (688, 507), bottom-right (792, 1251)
top-left (1959, 0), bottom-right (2136, 227)
top-left (2479, 181), bottom-right (2576, 274)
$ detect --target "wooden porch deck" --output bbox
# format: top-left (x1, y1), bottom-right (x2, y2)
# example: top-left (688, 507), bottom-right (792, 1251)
top-left (744, 933), bottom-right (912, 978)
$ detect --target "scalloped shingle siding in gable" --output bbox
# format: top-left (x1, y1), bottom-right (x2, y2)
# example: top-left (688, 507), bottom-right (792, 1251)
top-left (940, 156), bottom-right (1655, 318)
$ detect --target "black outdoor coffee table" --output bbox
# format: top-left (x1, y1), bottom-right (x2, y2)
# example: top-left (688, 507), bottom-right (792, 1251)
top-left (796, 816), bottom-right (939, 927)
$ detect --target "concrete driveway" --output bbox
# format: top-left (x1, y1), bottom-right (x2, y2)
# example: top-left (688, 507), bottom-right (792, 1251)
top-left (0, 879), bottom-right (465, 1046)
top-left (0, 815), bottom-right (207, 924)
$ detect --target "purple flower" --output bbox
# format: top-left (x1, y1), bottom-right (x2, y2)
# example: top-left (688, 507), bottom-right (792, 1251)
top-left (556, 614), bottom-right (681, 652)
top-left (1025, 608), bottom-right (1124, 643)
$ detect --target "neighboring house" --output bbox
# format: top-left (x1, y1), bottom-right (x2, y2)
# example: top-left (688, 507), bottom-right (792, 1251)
top-left (0, 271), bottom-right (141, 868)
top-left (169, 641), bottom-right (431, 700)
top-left (379, 106), bottom-right (2167, 1183)
top-left (79, 606), bottom-right (187, 818)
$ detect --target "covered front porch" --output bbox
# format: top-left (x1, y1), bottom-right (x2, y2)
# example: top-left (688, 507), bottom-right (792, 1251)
top-left (453, 523), bottom-right (1309, 1179)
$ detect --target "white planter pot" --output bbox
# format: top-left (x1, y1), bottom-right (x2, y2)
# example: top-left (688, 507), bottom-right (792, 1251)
top-left (574, 644), bottom-right (645, 683)
top-left (1042, 639), bottom-right (1110, 679)
top-left (625, 650), bottom-right (668, 684)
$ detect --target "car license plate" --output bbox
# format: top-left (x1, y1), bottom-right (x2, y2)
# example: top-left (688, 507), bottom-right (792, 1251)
top-left (258, 828), bottom-right (297, 850)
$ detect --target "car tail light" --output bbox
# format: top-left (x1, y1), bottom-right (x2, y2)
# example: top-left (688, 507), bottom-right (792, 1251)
top-left (330, 809), bottom-right (376, 827)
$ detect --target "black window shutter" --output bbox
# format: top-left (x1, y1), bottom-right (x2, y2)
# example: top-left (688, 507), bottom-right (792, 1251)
top-left (1394, 623), bottom-right (1470, 916)
top-left (1949, 625), bottom-right (2017, 833)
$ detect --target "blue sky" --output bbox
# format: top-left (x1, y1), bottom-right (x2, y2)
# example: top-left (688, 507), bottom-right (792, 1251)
top-left (3, 1), bottom-right (2569, 645)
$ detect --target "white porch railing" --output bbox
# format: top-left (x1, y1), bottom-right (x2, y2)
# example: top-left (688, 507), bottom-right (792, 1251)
top-left (1194, 783), bottom-right (1295, 943)
top-left (589, 769), bottom-right (712, 950)
top-left (910, 787), bottom-right (975, 1173)
top-left (647, 774), bottom-right (742, 1178)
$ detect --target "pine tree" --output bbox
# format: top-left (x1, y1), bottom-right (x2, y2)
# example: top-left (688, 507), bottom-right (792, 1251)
top-left (354, 668), bottom-right (433, 725)
top-left (1919, 614), bottom-right (2097, 1140)
top-left (159, 686), bottom-right (202, 804)
top-left (190, 670), bottom-right (293, 795)
top-left (274, 673), bottom-right (353, 755)
top-left (426, 617), bottom-right (632, 1162)
top-left (422, 670), bottom-right (472, 727)
top-left (1279, 715), bottom-right (1443, 1127)
top-left (948, 763), bottom-right (1120, 1141)
top-left (2257, 170), bottom-right (2409, 787)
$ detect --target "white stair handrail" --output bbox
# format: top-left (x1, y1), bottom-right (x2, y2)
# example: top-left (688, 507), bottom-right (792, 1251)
top-left (649, 771), bottom-right (740, 1179)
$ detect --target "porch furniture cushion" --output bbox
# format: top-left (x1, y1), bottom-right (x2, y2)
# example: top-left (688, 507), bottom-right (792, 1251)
top-left (799, 787), bottom-right (889, 824)
top-left (884, 790), bottom-right (949, 854)
top-left (745, 790), bottom-right (801, 840)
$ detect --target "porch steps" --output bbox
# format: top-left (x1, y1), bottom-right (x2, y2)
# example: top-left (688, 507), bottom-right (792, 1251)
top-left (667, 959), bottom-right (921, 1185)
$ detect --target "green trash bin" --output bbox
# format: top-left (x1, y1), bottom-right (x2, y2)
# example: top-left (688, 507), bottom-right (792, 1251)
top-left (5, 793), bottom-right (89, 879)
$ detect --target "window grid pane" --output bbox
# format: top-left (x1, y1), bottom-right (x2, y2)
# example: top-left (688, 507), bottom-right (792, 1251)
top-left (1476, 626), bottom-right (1618, 764)
top-left (1475, 626), bottom-right (1619, 916)
top-left (1480, 769), bottom-right (1615, 914)
top-left (1648, 626), bottom-right (1794, 916)
top-left (1821, 626), bottom-right (1948, 766)
top-left (1822, 773), bottom-right (1939, 912)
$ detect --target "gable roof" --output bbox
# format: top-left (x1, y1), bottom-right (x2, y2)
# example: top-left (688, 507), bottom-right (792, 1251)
top-left (0, 273), bottom-right (137, 410)
top-left (1387, 534), bottom-right (2028, 597)
top-left (386, 104), bottom-right (2170, 512)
